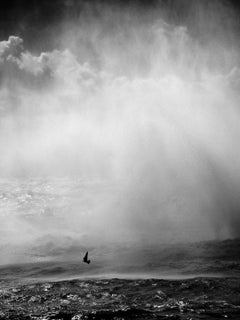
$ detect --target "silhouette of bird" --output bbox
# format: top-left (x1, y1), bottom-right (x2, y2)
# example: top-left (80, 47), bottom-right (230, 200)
top-left (83, 251), bottom-right (91, 264)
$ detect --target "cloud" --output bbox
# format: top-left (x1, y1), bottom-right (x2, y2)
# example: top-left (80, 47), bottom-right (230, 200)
top-left (1, 0), bottom-right (240, 259)
top-left (0, 36), bottom-right (23, 61)
top-left (0, 36), bottom-right (104, 93)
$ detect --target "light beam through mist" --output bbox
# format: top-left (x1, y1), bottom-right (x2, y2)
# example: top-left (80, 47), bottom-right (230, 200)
top-left (0, 0), bottom-right (240, 263)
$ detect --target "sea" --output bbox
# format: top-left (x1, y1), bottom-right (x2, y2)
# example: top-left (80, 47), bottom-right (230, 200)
top-left (0, 178), bottom-right (240, 319)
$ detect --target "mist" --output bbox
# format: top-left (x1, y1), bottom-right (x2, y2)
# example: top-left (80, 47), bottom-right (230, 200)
top-left (0, 0), bottom-right (240, 262)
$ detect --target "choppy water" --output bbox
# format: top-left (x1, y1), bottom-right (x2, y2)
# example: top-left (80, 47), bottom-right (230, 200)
top-left (0, 231), bottom-right (240, 319)
top-left (0, 178), bottom-right (240, 319)
top-left (0, 276), bottom-right (240, 319)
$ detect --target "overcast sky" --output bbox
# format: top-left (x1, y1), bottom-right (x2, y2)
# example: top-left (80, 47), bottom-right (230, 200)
top-left (0, 1), bottom-right (240, 261)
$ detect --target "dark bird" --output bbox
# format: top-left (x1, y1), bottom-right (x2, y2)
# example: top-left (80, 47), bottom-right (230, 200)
top-left (83, 251), bottom-right (91, 264)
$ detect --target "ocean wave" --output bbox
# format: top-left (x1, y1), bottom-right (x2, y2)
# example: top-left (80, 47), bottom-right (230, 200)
top-left (1, 277), bottom-right (240, 319)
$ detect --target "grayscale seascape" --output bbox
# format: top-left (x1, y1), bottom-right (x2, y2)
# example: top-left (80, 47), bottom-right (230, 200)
top-left (0, 179), bottom-right (240, 319)
top-left (1, 1), bottom-right (240, 319)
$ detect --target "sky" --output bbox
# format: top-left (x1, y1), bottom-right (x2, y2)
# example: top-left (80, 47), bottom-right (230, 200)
top-left (0, 1), bottom-right (240, 261)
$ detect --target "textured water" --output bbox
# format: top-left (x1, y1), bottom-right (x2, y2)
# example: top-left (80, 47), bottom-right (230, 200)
top-left (0, 178), bottom-right (240, 319)
top-left (0, 277), bottom-right (240, 319)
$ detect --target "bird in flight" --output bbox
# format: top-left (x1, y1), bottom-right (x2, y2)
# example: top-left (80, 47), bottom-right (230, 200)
top-left (83, 251), bottom-right (91, 264)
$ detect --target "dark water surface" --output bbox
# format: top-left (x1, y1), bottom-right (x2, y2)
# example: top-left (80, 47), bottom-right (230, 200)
top-left (0, 276), bottom-right (240, 319)
top-left (0, 238), bottom-right (240, 320)
top-left (0, 177), bottom-right (240, 319)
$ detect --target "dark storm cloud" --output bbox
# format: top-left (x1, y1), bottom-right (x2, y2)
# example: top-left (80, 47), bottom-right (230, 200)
top-left (0, 0), bottom-right (239, 51)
